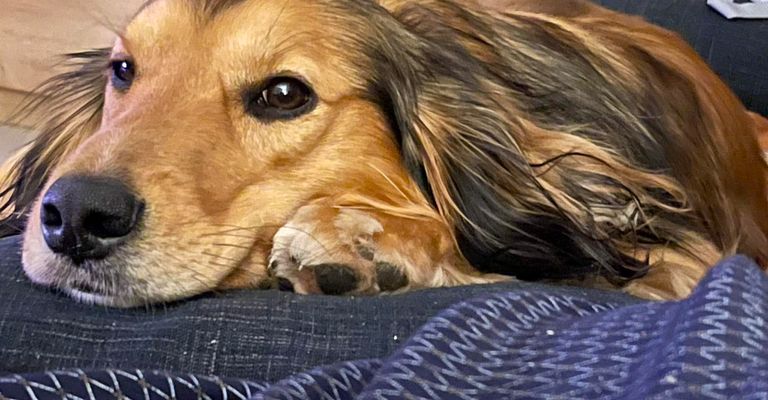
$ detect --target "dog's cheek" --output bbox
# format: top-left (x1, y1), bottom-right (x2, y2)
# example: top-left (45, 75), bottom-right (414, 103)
top-left (215, 243), bottom-right (272, 290)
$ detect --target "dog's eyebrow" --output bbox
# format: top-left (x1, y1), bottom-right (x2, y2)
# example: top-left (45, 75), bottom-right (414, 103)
top-left (137, 0), bottom-right (248, 19)
top-left (198, 0), bottom-right (249, 16)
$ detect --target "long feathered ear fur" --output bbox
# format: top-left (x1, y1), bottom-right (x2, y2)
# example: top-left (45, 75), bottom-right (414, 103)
top-left (0, 49), bottom-right (110, 237)
top-left (363, 1), bottom-right (768, 281)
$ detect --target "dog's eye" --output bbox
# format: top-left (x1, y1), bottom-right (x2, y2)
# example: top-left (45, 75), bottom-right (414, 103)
top-left (261, 80), bottom-right (310, 110)
top-left (110, 60), bottom-right (135, 90)
top-left (244, 77), bottom-right (316, 121)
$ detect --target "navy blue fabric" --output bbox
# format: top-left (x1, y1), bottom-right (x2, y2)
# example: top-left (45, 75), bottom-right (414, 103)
top-left (255, 256), bottom-right (768, 399)
top-left (0, 371), bottom-right (266, 400)
top-left (3, 256), bottom-right (766, 399)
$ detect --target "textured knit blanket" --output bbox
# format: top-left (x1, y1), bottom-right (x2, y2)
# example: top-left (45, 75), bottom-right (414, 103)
top-left (2, 255), bottom-right (766, 399)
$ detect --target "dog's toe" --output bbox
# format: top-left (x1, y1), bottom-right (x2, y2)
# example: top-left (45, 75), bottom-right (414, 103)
top-left (375, 262), bottom-right (409, 292)
top-left (270, 258), bottom-right (368, 295)
top-left (312, 263), bottom-right (360, 295)
top-left (277, 277), bottom-right (295, 292)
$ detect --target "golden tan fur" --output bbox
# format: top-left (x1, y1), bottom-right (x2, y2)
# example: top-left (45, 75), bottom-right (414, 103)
top-left (753, 112), bottom-right (768, 158)
top-left (1, 0), bottom-right (767, 306)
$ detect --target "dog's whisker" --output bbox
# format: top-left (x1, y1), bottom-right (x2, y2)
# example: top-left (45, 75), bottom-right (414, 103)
top-left (209, 242), bottom-right (254, 251)
top-left (199, 232), bottom-right (255, 240)
top-left (201, 251), bottom-right (243, 264)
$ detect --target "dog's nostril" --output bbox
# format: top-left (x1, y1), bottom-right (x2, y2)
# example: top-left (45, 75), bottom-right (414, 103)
top-left (83, 213), bottom-right (127, 239)
top-left (83, 203), bottom-right (144, 239)
top-left (42, 203), bottom-right (63, 228)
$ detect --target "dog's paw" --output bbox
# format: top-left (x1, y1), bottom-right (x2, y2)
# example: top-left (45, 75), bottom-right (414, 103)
top-left (269, 205), bottom-right (405, 294)
top-left (269, 202), bottom-right (499, 295)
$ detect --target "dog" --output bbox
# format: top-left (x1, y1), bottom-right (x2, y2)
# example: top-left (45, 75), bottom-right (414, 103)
top-left (1, 0), bottom-right (767, 307)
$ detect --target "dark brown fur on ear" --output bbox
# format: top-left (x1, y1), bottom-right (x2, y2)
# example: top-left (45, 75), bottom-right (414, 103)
top-left (356, 1), bottom-right (768, 281)
top-left (0, 49), bottom-right (109, 237)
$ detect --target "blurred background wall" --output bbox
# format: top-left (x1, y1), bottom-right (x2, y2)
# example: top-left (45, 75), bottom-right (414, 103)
top-left (0, 0), bottom-right (143, 161)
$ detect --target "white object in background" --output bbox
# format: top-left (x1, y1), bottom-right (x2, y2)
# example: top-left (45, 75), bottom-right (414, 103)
top-left (708, 0), bottom-right (768, 19)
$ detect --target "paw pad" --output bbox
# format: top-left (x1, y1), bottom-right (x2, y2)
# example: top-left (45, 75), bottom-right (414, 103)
top-left (277, 278), bottom-right (295, 292)
top-left (312, 263), bottom-right (360, 295)
top-left (375, 262), bottom-right (409, 292)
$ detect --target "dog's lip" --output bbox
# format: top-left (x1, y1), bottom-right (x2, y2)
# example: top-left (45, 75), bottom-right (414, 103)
top-left (70, 281), bottom-right (103, 295)
top-left (64, 286), bottom-right (135, 307)
top-left (66, 288), bottom-right (114, 305)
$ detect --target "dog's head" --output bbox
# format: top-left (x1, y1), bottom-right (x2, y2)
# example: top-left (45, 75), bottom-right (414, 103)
top-left (1, 0), bottom-right (432, 306)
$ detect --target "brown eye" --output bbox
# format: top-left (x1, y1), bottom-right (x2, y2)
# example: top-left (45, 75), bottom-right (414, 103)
top-left (110, 59), bottom-right (135, 90)
top-left (262, 79), bottom-right (310, 109)
top-left (244, 76), bottom-right (316, 121)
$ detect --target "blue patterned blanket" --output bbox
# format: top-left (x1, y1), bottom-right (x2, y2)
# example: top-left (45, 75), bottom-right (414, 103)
top-left (2, 256), bottom-right (766, 399)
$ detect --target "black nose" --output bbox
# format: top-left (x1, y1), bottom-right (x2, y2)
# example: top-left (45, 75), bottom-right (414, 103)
top-left (40, 175), bottom-right (145, 263)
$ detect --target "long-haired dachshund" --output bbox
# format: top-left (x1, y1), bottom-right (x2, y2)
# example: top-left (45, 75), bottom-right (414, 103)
top-left (1, 0), bottom-right (767, 307)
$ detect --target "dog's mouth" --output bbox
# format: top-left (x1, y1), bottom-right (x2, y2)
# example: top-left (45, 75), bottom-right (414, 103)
top-left (70, 280), bottom-right (102, 294)
top-left (23, 250), bottom-right (144, 307)
top-left (55, 268), bottom-right (152, 308)
top-left (26, 247), bottom-right (249, 308)
top-left (57, 277), bottom-right (121, 306)
top-left (55, 268), bottom-right (130, 306)
top-left (64, 287), bottom-right (133, 307)
top-left (42, 264), bottom-right (143, 307)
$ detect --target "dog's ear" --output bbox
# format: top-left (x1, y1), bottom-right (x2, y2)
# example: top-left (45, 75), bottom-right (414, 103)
top-left (365, 2), bottom-right (655, 280)
top-left (0, 48), bottom-right (109, 237)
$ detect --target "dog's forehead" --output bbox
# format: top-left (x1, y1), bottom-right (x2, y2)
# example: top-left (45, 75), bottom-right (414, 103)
top-left (125, 0), bottom-right (374, 72)
top-left (129, 0), bottom-right (369, 42)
